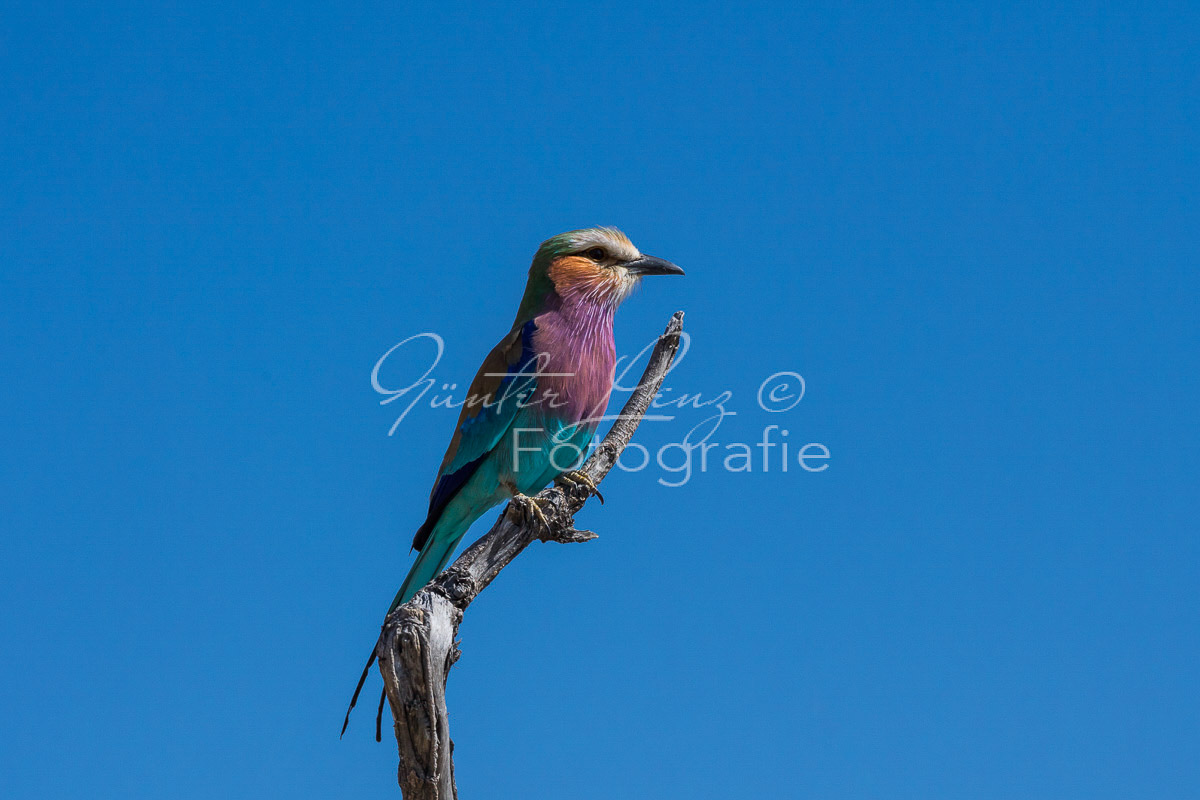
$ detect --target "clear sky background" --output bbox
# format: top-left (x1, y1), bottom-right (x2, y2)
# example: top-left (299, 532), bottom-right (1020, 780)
top-left (2, 2), bottom-right (1197, 798)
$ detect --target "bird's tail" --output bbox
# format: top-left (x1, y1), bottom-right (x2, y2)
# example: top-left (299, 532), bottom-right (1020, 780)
top-left (341, 522), bottom-right (461, 739)
top-left (341, 644), bottom-right (380, 739)
top-left (388, 529), bottom-right (460, 613)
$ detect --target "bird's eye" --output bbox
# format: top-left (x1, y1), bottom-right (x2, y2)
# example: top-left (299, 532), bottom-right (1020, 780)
top-left (585, 247), bottom-right (606, 261)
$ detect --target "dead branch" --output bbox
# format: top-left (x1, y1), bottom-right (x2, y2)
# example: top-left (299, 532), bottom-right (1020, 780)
top-left (376, 311), bottom-right (685, 798)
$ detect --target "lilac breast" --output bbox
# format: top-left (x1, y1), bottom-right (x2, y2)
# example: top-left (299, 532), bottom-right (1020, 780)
top-left (531, 295), bottom-right (616, 427)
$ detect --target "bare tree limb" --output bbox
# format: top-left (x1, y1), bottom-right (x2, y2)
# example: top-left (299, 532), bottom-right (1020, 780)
top-left (376, 311), bottom-right (685, 799)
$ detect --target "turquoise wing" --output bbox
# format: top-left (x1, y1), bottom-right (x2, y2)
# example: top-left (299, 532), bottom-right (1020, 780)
top-left (412, 320), bottom-right (539, 550)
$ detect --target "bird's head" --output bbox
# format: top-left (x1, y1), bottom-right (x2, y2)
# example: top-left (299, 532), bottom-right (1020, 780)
top-left (515, 226), bottom-right (683, 320)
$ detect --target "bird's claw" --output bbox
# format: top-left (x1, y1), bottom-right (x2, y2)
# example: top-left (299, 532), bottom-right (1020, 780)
top-left (508, 493), bottom-right (552, 532)
top-left (556, 470), bottom-right (604, 504)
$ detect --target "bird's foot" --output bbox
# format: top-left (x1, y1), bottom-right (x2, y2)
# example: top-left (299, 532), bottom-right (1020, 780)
top-left (556, 470), bottom-right (604, 504)
top-left (508, 493), bottom-right (552, 533)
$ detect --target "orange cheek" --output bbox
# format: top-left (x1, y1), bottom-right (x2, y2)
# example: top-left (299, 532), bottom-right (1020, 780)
top-left (548, 256), bottom-right (614, 294)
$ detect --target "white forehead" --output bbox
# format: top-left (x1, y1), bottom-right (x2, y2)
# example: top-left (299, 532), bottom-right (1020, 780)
top-left (568, 227), bottom-right (642, 262)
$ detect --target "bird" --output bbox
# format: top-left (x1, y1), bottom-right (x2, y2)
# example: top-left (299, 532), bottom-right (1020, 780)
top-left (342, 226), bottom-right (684, 737)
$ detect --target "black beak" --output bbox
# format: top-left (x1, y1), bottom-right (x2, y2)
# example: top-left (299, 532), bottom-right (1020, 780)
top-left (625, 254), bottom-right (685, 277)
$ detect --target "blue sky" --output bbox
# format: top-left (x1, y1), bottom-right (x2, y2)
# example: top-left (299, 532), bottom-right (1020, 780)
top-left (2, 2), bottom-right (1197, 797)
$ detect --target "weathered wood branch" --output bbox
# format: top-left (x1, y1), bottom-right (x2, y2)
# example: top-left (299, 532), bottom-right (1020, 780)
top-left (376, 311), bottom-right (685, 799)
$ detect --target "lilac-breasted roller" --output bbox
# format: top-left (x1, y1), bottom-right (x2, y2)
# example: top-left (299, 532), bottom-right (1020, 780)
top-left (343, 226), bottom-right (683, 735)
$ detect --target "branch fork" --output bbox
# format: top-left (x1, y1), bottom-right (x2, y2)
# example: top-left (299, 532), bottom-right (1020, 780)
top-left (375, 311), bottom-right (684, 799)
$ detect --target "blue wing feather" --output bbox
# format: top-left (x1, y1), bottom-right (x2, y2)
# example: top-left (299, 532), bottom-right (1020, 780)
top-left (412, 320), bottom-right (539, 550)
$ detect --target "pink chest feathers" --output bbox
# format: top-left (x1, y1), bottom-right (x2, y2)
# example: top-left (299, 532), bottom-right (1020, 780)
top-left (531, 302), bottom-right (616, 426)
